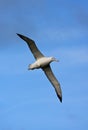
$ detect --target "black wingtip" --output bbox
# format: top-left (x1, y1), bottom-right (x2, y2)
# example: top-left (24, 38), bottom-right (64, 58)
top-left (16, 33), bottom-right (28, 42)
top-left (16, 33), bottom-right (19, 35)
top-left (59, 96), bottom-right (62, 103)
top-left (16, 33), bottom-right (23, 38)
top-left (16, 33), bottom-right (35, 45)
top-left (57, 93), bottom-right (62, 103)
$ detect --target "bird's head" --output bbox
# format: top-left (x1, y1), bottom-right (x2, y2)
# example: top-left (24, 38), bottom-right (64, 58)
top-left (50, 57), bottom-right (59, 62)
top-left (28, 64), bottom-right (35, 70)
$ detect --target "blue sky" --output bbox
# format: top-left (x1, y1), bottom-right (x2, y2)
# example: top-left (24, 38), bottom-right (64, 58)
top-left (0, 0), bottom-right (88, 129)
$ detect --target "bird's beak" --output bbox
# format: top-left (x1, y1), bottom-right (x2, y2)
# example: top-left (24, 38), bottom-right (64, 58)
top-left (54, 58), bottom-right (59, 62)
top-left (56, 59), bottom-right (59, 62)
top-left (28, 67), bottom-right (30, 70)
top-left (28, 64), bottom-right (31, 70)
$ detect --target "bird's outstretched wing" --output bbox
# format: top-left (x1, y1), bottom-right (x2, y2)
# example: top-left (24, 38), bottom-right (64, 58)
top-left (42, 65), bottom-right (62, 102)
top-left (17, 33), bottom-right (44, 59)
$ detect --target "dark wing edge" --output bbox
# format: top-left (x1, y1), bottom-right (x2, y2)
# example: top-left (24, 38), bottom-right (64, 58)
top-left (17, 33), bottom-right (44, 59)
top-left (42, 65), bottom-right (62, 102)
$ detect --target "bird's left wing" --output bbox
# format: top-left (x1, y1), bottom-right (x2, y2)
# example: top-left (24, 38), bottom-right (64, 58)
top-left (42, 65), bottom-right (62, 102)
top-left (17, 33), bottom-right (44, 59)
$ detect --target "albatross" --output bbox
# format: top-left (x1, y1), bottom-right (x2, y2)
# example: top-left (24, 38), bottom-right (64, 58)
top-left (17, 33), bottom-right (62, 102)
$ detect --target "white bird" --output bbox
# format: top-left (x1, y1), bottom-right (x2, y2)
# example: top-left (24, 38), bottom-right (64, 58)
top-left (17, 33), bottom-right (62, 102)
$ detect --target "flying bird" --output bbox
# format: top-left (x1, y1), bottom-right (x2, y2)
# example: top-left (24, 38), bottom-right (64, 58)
top-left (17, 33), bottom-right (62, 102)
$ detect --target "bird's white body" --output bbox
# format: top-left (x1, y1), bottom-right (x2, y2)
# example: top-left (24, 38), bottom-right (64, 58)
top-left (29, 57), bottom-right (57, 70)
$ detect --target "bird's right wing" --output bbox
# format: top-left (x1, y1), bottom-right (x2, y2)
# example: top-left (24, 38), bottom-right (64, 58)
top-left (42, 65), bottom-right (62, 102)
top-left (17, 33), bottom-right (44, 59)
